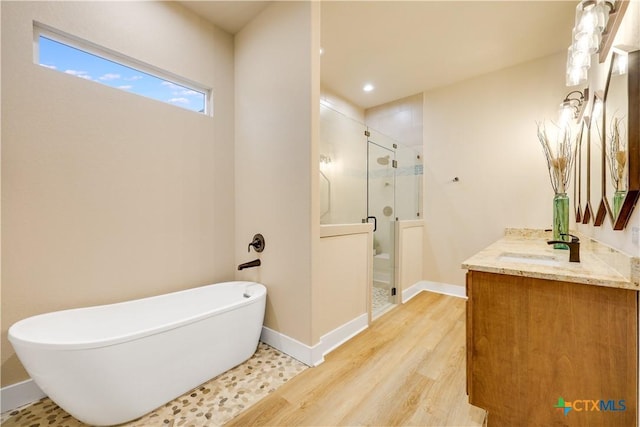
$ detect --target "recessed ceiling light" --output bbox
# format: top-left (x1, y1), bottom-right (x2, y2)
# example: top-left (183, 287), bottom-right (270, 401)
top-left (320, 47), bottom-right (324, 55)
top-left (363, 83), bottom-right (374, 92)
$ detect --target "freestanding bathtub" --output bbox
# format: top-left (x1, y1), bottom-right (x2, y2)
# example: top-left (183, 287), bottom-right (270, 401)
top-left (8, 281), bottom-right (266, 426)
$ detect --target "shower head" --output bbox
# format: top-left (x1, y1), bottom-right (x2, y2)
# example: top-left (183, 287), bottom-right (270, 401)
top-left (376, 155), bottom-right (390, 165)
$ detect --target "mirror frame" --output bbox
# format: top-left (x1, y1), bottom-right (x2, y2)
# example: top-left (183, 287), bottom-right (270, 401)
top-left (582, 99), bottom-right (594, 225)
top-left (604, 47), bottom-right (640, 230)
top-left (574, 121), bottom-right (584, 223)
top-left (593, 91), bottom-right (607, 226)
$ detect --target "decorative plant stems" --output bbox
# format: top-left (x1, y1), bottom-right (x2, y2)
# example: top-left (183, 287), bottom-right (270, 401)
top-left (607, 116), bottom-right (627, 192)
top-left (536, 121), bottom-right (576, 195)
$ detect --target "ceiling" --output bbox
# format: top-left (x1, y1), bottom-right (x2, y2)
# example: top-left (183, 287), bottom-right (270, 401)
top-left (180, 1), bottom-right (270, 34)
top-left (181, 1), bottom-right (577, 109)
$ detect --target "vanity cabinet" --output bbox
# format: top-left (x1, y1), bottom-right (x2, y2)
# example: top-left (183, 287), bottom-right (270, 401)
top-left (466, 271), bottom-right (637, 426)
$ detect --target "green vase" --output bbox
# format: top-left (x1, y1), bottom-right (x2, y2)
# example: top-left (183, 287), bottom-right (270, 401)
top-left (553, 193), bottom-right (569, 250)
top-left (613, 190), bottom-right (626, 219)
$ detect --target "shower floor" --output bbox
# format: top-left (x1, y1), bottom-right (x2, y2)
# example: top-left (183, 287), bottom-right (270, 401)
top-left (372, 286), bottom-right (394, 318)
top-left (1, 342), bottom-right (307, 427)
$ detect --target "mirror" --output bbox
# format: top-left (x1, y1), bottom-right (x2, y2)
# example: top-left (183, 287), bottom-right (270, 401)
top-left (591, 92), bottom-right (607, 225)
top-left (604, 47), bottom-right (639, 230)
top-left (574, 120), bottom-right (587, 222)
top-left (581, 101), bottom-right (594, 224)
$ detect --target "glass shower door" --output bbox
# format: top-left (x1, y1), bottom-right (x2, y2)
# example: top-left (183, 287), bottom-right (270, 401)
top-left (367, 130), bottom-right (396, 318)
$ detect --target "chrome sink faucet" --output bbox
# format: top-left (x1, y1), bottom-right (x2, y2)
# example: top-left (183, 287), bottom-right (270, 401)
top-left (547, 234), bottom-right (580, 262)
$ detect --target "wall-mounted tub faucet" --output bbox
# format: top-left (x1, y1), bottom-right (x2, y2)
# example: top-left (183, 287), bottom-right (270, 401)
top-left (248, 234), bottom-right (265, 253)
top-left (238, 259), bottom-right (261, 270)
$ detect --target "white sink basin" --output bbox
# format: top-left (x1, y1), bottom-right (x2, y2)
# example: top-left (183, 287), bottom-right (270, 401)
top-left (497, 252), bottom-right (561, 267)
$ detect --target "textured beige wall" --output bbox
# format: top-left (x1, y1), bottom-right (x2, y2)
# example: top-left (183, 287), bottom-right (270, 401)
top-left (1, 1), bottom-right (235, 387)
top-left (315, 225), bottom-right (371, 342)
top-left (365, 92), bottom-right (424, 155)
top-left (234, 1), bottom-right (320, 346)
top-left (320, 86), bottom-right (365, 123)
top-left (423, 52), bottom-right (569, 286)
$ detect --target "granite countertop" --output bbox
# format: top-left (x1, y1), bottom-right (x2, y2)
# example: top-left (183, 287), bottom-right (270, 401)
top-left (462, 229), bottom-right (639, 290)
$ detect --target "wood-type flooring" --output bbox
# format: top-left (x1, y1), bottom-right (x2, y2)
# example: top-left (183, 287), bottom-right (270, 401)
top-left (228, 291), bottom-right (487, 426)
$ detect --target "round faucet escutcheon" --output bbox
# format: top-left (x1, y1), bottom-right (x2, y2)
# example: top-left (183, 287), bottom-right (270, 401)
top-left (248, 234), bottom-right (265, 253)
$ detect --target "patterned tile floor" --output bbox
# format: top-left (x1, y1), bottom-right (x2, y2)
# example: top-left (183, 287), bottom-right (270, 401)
top-left (1, 342), bottom-right (307, 427)
top-left (372, 286), bottom-right (392, 316)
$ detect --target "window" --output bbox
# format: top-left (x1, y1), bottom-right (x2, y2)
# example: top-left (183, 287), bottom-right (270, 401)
top-left (35, 23), bottom-right (211, 115)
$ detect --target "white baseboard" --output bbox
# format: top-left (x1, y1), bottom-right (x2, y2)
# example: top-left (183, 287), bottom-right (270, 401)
top-left (1, 379), bottom-right (46, 413)
top-left (402, 280), bottom-right (466, 303)
top-left (260, 326), bottom-right (321, 366)
top-left (260, 313), bottom-right (368, 367)
top-left (317, 313), bottom-right (368, 359)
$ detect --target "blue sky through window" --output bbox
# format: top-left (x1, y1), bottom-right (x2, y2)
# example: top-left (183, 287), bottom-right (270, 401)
top-left (38, 36), bottom-right (206, 113)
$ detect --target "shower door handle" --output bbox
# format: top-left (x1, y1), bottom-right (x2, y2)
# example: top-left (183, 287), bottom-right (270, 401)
top-left (366, 216), bottom-right (377, 232)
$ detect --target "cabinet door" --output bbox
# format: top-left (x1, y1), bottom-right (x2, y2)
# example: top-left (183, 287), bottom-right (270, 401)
top-left (467, 271), bottom-right (637, 426)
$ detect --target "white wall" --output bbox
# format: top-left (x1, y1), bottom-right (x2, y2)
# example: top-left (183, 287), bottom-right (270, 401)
top-left (1, 1), bottom-right (235, 386)
top-left (365, 93), bottom-right (424, 154)
top-left (321, 86), bottom-right (365, 123)
top-left (235, 1), bottom-right (320, 346)
top-left (423, 52), bottom-right (569, 286)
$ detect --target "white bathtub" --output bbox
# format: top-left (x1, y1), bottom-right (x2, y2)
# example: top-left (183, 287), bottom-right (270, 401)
top-left (8, 281), bottom-right (266, 426)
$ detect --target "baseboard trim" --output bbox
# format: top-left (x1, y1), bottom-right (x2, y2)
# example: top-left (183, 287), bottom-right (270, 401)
top-left (260, 313), bottom-right (369, 367)
top-left (1, 379), bottom-right (46, 413)
top-left (402, 280), bottom-right (466, 303)
top-left (317, 313), bottom-right (368, 359)
top-left (259, 326), bottom-right (319, 366)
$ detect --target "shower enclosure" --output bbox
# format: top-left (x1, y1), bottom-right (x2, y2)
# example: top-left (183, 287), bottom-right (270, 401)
top-left (319, 103), bottom-right (422, 318)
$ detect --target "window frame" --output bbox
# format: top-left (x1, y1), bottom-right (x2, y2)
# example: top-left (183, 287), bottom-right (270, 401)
top-left (33, 22), bottom-right (213, 116)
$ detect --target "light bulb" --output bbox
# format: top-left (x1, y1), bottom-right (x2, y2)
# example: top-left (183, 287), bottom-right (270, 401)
top-left (573, 29), bottom-right (601, 55)
top-left (594, 0), bottom-right (610, 32)
top-left (575, 1), bottom-right (599, 37)
top-left (566, 66), bottom-right (588, 86)
top-left (568, 45), bottom-right (591, 69)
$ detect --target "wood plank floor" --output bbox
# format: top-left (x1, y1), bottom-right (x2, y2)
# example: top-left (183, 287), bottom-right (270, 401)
top-left (227, 291), bottom-right (487, 426)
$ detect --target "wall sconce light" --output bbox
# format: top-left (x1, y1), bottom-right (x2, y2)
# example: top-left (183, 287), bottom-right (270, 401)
top-left (566, 0), bottom-right (616, 86)
top-left (559, 88), bottom-right (588, 124)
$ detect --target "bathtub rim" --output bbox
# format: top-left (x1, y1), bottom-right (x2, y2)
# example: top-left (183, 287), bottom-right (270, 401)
top-left (8, 281), bottom-right (266, 351)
